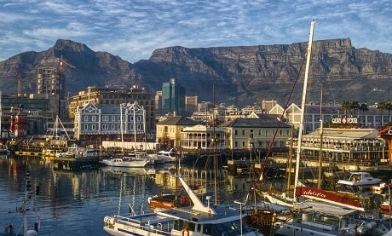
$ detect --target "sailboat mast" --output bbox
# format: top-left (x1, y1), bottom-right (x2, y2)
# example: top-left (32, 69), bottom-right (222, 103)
top-left (293, 21), bottom-right (316, 202)
top-left (120, 104), bottom-right (124, 153)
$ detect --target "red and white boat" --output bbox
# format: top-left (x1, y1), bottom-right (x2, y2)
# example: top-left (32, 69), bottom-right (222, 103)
top-left (295, 186), bottom-right (365, 211)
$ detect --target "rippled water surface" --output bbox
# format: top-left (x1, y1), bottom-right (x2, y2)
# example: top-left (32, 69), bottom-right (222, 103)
top-left (0, 156), bottom-right (163, 236)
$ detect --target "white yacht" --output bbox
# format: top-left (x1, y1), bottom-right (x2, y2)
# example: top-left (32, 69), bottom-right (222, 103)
top-left (336, 171), bottom-right (382, 191)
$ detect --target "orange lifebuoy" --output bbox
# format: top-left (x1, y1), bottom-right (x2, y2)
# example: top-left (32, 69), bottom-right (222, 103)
top-left (181, 228), bottom-right (189, 236)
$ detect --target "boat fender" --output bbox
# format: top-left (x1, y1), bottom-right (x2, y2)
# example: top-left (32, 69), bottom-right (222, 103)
top-left (181, 228), bottom-right (189, 236)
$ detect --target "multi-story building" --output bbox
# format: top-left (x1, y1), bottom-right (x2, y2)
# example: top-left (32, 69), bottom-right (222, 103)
top-left (269, 103), bottom-right (392, 133)
top-left (185, 96), bottom-right (198, 113)
top-left (68, 85), bottom-right (155, 136)
top-left (262, 100), bottom-right (277, 113)
top-left (180, 124), bottom-right (226, 150)
top-left (161, 78), bottom-right (185, 115)
top-left (156, 116), bottom-right (200, 148)
top-left (220, 117), bottom-right (292, 150)
top-left (74, 101), bottom-right (145, 141)
top-left (155, 91), bottom-right (162, 115)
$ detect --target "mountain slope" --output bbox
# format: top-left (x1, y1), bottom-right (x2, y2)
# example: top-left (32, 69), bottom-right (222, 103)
top-left (0, 38), bottom-right (391, 106)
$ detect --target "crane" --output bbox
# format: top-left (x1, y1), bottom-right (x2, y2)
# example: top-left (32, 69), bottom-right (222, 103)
top-left (13, 68), bottom-right (23, 97)
top-left (56, 55), bottom-right (75, 99)
top-left (57, 55), bottom-right (75, 75)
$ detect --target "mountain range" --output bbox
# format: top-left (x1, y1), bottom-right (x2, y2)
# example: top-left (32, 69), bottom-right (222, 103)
top-left (0, 38), bottom-right (391, 107)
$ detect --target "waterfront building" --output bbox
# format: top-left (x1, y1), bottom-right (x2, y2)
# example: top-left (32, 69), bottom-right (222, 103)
top-left (68, 85), bottom-right (155, 136)
top-left (161, 78), bottom-right (185, 115)
top-left (180, 124), bottom-right (226, 150)
top-left (269, 103), bottom-right (392, 133)
top-left (74, 101), bottom-right (146, 141)
top-left (156, 116), bottom-right (200, 149)
top-left (219, 116), bottom-right (291, 150)
top-left (293, 127), bottom-right (387, 167)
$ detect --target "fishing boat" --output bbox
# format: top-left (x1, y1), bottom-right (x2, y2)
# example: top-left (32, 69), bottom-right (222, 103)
top-left (336, 171), bottom-right (383, 192)
top-left (103, 175), bottom-right (262, 235)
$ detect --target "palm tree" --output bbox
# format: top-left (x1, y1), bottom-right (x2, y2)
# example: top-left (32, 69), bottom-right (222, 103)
top-left (386, 102), bottom-right (392, 117)
top-left (377, 101), bottom-right (387, 127)
top-left (359, 103), bottom-right (368, 126)
top-left (350, 101), bottom-right (360, 117)
top-left (359, 103), bottom-right (369, 113)
top-left (341, 101), bottom-right (351, 117)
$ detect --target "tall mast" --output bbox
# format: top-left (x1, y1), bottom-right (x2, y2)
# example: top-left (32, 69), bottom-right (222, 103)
top-left (293, 21), bottom-right (316, 202)
top-left (213, 83), bottom-right (218, 205)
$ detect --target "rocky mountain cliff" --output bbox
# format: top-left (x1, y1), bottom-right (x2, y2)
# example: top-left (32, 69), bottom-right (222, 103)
top-left (0, 39), bottom-right (391, 107)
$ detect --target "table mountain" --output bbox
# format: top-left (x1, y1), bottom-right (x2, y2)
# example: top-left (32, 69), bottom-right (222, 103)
top-left (0, 38), bottom-right (391, 107)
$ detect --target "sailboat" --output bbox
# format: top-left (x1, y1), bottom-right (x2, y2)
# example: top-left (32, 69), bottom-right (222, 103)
top-left (274, 21), bottom-right (392, 236)
top-left (0, 91), bottom-right (10, 155)
top-left (103, 170), bottom-right (262, 235)
top-left (101, 103), bottom-right (150, 168)
top-left (4, 167), bottom-right (40, 236)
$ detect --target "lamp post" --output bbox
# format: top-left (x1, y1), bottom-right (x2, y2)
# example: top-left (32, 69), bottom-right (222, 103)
top-left (234, 200), bottom-right (243, 236)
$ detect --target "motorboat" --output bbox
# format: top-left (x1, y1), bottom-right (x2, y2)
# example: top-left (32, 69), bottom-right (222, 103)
top-left (150, 148), bottom-right (178, 163)
top-left (101, 156), bottom-right (150, 168)
top-left (336, 172), bottom-right (382, 191)
top-left (104, 176), bottom-right (262, 236)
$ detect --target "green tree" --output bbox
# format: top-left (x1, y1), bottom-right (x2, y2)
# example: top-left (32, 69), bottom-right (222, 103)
top-left (377, 101), bottom-right (387, 127)
top-left (341, 101), bottom-right (351, 116)
top-left (350, 101), bottom-right (360, 117)
top-left (359, 103), bottom-right (369, 114)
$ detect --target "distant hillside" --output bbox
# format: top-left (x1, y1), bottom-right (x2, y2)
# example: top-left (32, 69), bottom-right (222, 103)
top-left (0, 38), bottom-right (391, 107)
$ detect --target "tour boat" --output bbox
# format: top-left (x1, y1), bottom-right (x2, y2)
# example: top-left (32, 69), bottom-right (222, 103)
top-left (103, 176), bottom-right (262, 236)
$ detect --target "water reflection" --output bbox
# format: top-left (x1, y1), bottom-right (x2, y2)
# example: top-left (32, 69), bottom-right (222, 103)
top-left (0, 156), bottom-right (253, 235)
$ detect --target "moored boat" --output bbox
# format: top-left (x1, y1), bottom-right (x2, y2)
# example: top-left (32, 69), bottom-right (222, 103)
top-left (336, 171), bottom-right (382, 192)
top-left (101, 156), bottom-right (150, 168)
top-left (103, 176), bottom-right (263, 235)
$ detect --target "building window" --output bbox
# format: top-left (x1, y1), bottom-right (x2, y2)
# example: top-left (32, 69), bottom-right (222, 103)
top-left (84, 124), bottom-right (88, 130)
top-left (137, 116), bottom-right (141, 121)
top-left (111, 124), bottom-right (115, 130)
top-left (92, 124), bottom-right (96, 130)
top-left (102, 124), bottom-right (108, 130)
top-left (92, 116), bottom-right (96, 122)
top-left (102, 116), bottom-right (108, 121)
top-left (258, 129), bottom-right (261, 135)
top-left (235, 141), bottom-right (238, 147)
top-left (266, 130), bottom-right (269, 136)
top-left (130, 116), bottom-right (134, 121)
top-left (84, 116), bottom-right (88, 121)
top-left (242, 130), bottom-right (245, 135)
top-left (137, 124), bottom-right (141, 130)
top-left (234, 129), bottom-right (237, 135)
top-left (279, 130), bottom-right (283, 136)
top-left (111, 116), bottom-right (116, 121)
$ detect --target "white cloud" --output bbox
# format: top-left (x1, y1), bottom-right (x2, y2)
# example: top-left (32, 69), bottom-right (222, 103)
top-left (0, 0), bottom-right (391, 62)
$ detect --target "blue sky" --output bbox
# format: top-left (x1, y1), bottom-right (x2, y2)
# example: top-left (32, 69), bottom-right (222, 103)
top-left (1, 0), bottom-right (391, 63)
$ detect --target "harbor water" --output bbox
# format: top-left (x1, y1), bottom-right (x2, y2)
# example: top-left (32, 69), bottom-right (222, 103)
top-left (0, 155), bottom-right (252, 236)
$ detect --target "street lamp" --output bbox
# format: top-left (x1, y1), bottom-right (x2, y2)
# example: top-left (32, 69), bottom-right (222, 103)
top-left (234, 200), bottom-right (243, 236)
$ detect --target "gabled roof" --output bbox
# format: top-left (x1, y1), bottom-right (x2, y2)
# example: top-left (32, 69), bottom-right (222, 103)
top-left (220, 118), bottom-right (291, 128)
top-left (157, 116), bottom-right (200, 126)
